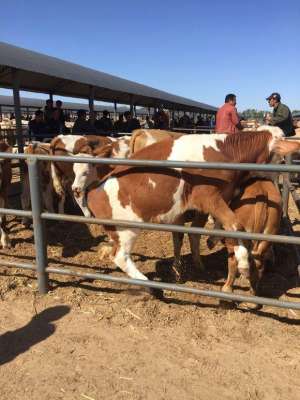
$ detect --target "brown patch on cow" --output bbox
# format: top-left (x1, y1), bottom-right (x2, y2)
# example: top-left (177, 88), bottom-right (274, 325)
top-left (117, 168), bottom-right (182, 221)
top-left (107, 137), bottom-right (175, 180)
top-left (129, 129), bottom-right (183, 154)
top-left (273, 139), bottom-right (300, 156)
top-left (204, 131), bottom-right (272, 164)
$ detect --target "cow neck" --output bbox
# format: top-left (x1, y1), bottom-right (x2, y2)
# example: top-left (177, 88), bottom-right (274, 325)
top-left (217, 131), bottom-right (272, 164)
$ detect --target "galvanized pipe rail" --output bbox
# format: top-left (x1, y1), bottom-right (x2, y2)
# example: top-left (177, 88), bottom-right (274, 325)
top-left (0, 151), bottom-right (300, 310)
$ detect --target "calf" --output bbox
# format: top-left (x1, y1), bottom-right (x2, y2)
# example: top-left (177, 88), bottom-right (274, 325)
top-left (50, 135), bottom-right (129, 216)
top-left (86, 130), bottom-right (291, 286)
top-left (0, 141), bottom-right (12, 248)
top-left (173, 178), bottom-right (282, 296)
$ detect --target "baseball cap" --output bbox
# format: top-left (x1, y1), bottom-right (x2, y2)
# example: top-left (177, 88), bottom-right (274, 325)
top-left (266, 92), bottom-right (281, 102)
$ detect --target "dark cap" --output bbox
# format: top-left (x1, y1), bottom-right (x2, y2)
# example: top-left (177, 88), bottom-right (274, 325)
top-left (266, 92), bottom-right (281, 102)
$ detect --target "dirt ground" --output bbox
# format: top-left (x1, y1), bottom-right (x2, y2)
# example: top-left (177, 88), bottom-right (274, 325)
top-left (1, 193), bottom-right (300, 400)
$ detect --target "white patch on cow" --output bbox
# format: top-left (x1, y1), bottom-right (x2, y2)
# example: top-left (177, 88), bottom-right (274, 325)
top-left (72, 153), bottom-right (97, 194)
top-left (112, 137), bottom-right (130, 158)
top-left (103, 177), bottom-right (147, 280)
top-left (167, 134), bottom-right (227, 167)
top-left (158, 178), bottom-right (185, 223)
top-left (59, 135), bottom-right (85, 154)
top-left (148, 178), bottom-right (156, 189)
top-left (234, 240), bottom-right (250, 276)
top-left (257, 125), bottom-right (284, 153)
top-left (145, 131), bottom-right (157, 147)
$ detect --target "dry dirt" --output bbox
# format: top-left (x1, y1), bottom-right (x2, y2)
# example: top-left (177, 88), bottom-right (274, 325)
top-left (1, 194), bottom-right (300, 400)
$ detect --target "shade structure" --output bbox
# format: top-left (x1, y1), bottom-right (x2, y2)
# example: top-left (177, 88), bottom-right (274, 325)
top-left (0, 41), bottom-right (217, 113)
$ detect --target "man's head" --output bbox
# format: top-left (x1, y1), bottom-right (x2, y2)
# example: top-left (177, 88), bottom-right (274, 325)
top-left (46, 99), bottom-right (53, 108)
top-left (225, 94), bottom-right (237, 106)
top-left (56, 100), bottom-right (63, 109)
top-left (124, 111), bottom-right (132, 121)
top-left (266, 92), bottom-right (281, 108)
top-left (102, 110), bottom-right (109, 118)
top-left (77, 109), bottom-right (87, 120)
top-left (35, 110), bottom-right (44, 122)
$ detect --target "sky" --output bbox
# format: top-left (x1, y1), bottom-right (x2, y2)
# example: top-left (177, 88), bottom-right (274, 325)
top-left (1, 0), bottom-right (299, 111)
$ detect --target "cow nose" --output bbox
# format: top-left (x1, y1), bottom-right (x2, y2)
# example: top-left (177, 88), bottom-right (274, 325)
top-left (72, 187), bottom-right (82, 198)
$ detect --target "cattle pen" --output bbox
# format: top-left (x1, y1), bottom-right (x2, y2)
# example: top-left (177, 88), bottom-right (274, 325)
top-left (0, 151), bottom-right (300, 311)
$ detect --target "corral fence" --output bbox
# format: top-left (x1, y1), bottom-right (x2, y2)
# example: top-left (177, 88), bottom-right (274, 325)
top-left (1, 152), bottom-right (300, 311)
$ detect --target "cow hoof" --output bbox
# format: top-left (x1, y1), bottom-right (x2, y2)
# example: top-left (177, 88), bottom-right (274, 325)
top-left (238, 302), bottom-right (262, 311)
top-left (22, 218), bottom-right (32, 228)
top-left (219, 299), bottom-right (236, 309)
top-left (207, 237), bottom-right (217, 250)
top-left (170, 264), bottom-right (185, 283)
top-left (148, 287), bottom-right (164, 300)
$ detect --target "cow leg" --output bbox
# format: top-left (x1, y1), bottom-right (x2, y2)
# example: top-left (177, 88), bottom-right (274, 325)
top-left (207, 199), bottom-right (250, 277)
top-left (188, 213), bottom-right (207, 271)
top-left (21, 173), bottom-right (32, 227)
top-left (222, 252), bottom-right (238, 293)
top-left (0, 195), bottom-right (11, 249)
top-left (74, 194), bottom-right (91, 217)
top-left (171, 232), bottom-right (185, 281)
top-left (43, 182), bottom-right (55, 213)
top-left (114, 229), bottom-right (148, 280)
top-left (51, 163), bottom-right (65, 213)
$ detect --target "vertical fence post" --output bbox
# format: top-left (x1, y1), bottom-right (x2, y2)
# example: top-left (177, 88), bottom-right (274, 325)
top-left (28, 158), bottom-right (49, 294)
top-left (282, 154), bottom-right (292, 217)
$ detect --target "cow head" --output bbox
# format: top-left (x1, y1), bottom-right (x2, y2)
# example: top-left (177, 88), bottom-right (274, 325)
top-left (72, 144), bottom-right (112, 198)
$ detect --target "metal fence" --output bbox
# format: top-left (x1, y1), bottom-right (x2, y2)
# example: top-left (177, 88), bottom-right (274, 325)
top-left (1, 151), bottom-right (300, 311)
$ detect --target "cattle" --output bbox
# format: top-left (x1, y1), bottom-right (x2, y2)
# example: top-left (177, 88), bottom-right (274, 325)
top-left (50, 135), bottom-right (130, 216)
top-left (173, 178), bottom-right (282, 298)
top-left (129, 129), bottom-right (183, 154)
top-left (70, 130), bottom-right (184, 202)
top-left (86, 129), bottom-right (294, 288)
top-left (21, 143), bottom-right (55, 226)
top-left (0, 141), bottom-right (12, 248)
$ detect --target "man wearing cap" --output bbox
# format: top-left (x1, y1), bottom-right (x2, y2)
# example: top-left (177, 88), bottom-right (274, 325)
top-left (266, 93), bottom-right (294, 136)
top-left (215, 93), bottom-right (243, 134)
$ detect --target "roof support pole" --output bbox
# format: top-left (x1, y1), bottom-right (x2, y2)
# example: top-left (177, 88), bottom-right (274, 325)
top-left (133, 104), bottom-right (137, 117)
top-left (49, 93), bottom-right (53, 101)
top-left (0, 105), bottom-right (2, 122)
top-left (89, 86), bottom-right (95, 125)
top-left (12, 68), bottom-right (24, 154)
top-left (130, 96), bottom-right (134, 115)
top-left (114, 100), bottom-right (117, 121)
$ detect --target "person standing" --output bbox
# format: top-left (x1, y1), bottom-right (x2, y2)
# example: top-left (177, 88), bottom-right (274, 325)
top-left (265, 92), bottom-right (295, 136)
top-left (215, 94), bottom-right (242, 134)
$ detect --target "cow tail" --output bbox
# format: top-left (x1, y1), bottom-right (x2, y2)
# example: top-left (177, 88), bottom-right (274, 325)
top-left (252, 194), bottom-right (268, 255)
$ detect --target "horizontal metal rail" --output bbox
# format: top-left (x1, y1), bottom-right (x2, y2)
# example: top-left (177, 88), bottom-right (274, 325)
top-left (41, 212), bottom-right (300, 245)
top-left (1, 260), bottom-right (300, 310)
top-left (1, 151), bottom-right (300, 173)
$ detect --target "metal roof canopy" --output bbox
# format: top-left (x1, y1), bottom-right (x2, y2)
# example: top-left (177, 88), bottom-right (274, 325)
top-left (0, 41), bottom-right (217, 113)
top-left (0, 95), bottom-right (142, 114)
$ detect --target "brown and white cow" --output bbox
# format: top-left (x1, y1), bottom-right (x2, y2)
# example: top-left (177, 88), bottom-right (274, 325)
top-left (86, 130), bottom-right (294, 285)
top-left (50, 135), bottom-right (130, 216)
top-left (173, 178), bottom-right (282, 297)
top-left (0, 141), bottom-right (12, 248)
top-left (21, 143), bottom-right (55, 225)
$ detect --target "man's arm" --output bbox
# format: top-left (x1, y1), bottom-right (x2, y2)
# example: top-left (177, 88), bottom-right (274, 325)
top-left (270, 105), bottom-right (289, 125)
top-left (231, 107), bottom-right (243, 130)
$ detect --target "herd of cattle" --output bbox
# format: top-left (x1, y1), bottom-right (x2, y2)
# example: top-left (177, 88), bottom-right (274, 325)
top-left (1, 127), bottom-right (300, 301)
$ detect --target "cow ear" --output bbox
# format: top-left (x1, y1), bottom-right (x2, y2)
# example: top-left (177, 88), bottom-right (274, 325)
top-left (273, 139), bottom-right (300, 156)
top-left (50, 136), bottom-right (62, 154)
top-left (93, 144), bottom-right (112, 158)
